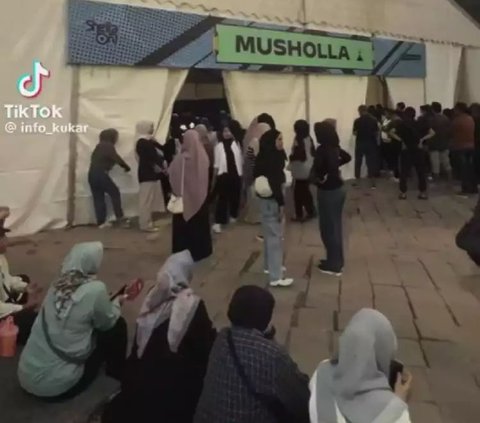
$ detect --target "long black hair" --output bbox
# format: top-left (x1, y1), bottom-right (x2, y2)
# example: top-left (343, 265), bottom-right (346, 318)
top-left (314, 121), bottom-right (340, 149)
top-left (290, 120), bottom-right (310, 162)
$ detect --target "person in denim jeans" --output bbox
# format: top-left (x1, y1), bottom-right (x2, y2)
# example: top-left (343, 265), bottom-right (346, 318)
top-left (254, 129), bottom-right (293, 287)
top-left (312, 122), bottom-right (351, 276)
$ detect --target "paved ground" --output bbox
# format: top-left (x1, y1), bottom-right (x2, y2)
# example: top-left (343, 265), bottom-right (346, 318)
top-left (4, 179), bottom-right (480, 423)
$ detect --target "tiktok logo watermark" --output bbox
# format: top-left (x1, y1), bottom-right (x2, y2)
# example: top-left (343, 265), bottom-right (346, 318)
top-left (17, 60), bottom-right (50, 98)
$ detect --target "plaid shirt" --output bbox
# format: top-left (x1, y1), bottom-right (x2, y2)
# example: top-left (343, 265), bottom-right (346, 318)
top-left (194, 327), bottom-right (310, 423)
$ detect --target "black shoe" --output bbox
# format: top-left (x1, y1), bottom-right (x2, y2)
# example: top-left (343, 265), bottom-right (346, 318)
top-left (317, 263), bottom-right (342, 277)
top-left (398, 193), bottom-right (407, 200)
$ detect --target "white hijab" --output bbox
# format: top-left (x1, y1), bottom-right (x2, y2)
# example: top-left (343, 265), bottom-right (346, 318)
top-left (136, 251), bottom-right (200, 357)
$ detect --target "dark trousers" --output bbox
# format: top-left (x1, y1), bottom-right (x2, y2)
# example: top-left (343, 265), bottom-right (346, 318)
top-left (317, 187), bottom-right (346, 272)
top-left (88, 169), bottom-right (124, 225)
top-left (215, 174), bottom-right (241, 224)
top-left (355, 143), bottom-right (378, 179)
top-left (293, 179), bottom-right (315, 220)
top-left (399, 149), bottom-right (427, 193)
top-left (455, 150), bottom-right (478, 194)
top-left (45, 317), bottom-right (128, 402)
top-left (381, 142), bottom-right (401, 178)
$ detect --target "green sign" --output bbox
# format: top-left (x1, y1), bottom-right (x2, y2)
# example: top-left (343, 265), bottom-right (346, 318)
top-left (215, 25), bottom-right (374, 71)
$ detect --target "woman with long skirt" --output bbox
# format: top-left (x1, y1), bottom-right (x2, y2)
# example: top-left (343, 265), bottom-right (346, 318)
top-left (311, 122), bottom-right (351, 276)
top-left (169, 130), bottom-right (212, 262)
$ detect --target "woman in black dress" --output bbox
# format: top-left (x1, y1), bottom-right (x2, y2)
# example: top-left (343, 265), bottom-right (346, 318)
top-left (102, 251), bottom-right (216, 423)
top-left (169, 130), bottom-right (212, 262)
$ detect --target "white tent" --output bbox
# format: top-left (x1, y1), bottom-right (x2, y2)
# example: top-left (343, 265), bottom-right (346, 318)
top-left (1, 0), bottom-right (480, 235)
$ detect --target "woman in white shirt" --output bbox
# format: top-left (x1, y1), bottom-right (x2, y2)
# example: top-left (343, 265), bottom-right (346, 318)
top-left (309, 309), bottom-right (412, 423)
top-left (212, 125), bottom-right (243, 234)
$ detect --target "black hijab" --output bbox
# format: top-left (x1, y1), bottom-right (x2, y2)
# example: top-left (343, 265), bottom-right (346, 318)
top-left (314, 121), bottom-right (340, 149)
top-left (257, 113), bottom-right (276, 130)
top-left (256, 129), bottom-right (287, 176)
top-left (228, 286), bottom-right (275, 331)
top-left (290, 120), bottom-right (310, 162)
top-left (99, 128), bottom-right (119, 144)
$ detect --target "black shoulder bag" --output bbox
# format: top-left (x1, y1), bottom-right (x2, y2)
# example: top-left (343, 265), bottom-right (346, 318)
top-left (226, 329), bottom-right (293, 423)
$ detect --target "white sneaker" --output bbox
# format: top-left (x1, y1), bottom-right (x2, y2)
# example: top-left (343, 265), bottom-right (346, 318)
top-left (229, 218), bottom-right (237, 224)
top-left (212, 224), bottom-right (222, 234)
top-left (270, 278), bottom-right (294, 288)
top-left (264, 267), bottom-right (287, 275)
top-left (98, 222), bottom-right (112, 229)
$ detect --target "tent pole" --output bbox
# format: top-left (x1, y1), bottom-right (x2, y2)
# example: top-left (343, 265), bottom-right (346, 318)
top-left (302, 0), bottom-right (310, 121)
top-left (66, 66), bottom-right (80, 228)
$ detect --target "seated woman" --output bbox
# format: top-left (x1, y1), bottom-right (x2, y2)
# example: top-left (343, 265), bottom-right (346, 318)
top-left (102, 250), bottom-right (216, 423)
top-left (0, 209), bottom-right (40, 345)
top-left (18, 242), bottom-right (128, 401)
top-left (310, 309), bottom-right (413, 423)
top-left (195, 285), bottom-right (310, 423)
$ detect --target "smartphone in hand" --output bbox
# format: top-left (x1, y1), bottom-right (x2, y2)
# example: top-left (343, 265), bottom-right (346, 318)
top-left (389, 360), bottom-right (405, 389)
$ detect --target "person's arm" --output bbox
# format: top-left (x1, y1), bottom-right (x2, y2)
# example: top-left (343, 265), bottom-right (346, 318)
top-left (0, 300), bottom-right (23, 317)
top-left (390, 128), bottom-right (402, 142)
top-left (421, 128), bottom-right (435, 143)
top-left (106, 143), bottom-right (130, 172)
top-left (353, 119), bottom-right (358, 136)
top-left (339, 148), bottom-right (352, 166)
top-left (92, 284), bottom-right (122, 331)
top-left (274, 350), bottom-right (311, 423)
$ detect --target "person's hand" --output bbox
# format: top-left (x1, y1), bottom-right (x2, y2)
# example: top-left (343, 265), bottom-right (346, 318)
top-left (26, 282), bottom-right (42, 297)
top-left (394, 370), bottom-right (413, 402)
top-left (23, 293), bottom-right (41, 311)
top-left (118, 294), bottom-right (129, 306)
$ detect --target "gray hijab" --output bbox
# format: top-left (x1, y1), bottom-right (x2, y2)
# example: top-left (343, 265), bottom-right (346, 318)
top-left (313, 309), bottom-right (407, 423)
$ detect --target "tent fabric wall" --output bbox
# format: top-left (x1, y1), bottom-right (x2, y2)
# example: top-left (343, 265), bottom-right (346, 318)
top-left (460, 48), bottom-right (480, 103)
top-left (0, 0), bottom-right (71, 236)
top-left (307, 75), bottom-right (369, 180)
top-left (74, 67), bottom-right (187, 225)
top-left (426, 43), bottom-right (462, 108)
top-left (305, 0), bottom-right (480, 47)
top-left (222, 71), bottom-right (306, 151)
top-left (386, 78), bottom-right (426, 110)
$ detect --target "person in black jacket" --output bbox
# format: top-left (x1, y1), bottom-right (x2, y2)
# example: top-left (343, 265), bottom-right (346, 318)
top-left (312, 121), bottom-right (351, 276)
top-left (88, 128), bottom-right (130, 228)
top-left (135, 121), bottom-right (167, 232)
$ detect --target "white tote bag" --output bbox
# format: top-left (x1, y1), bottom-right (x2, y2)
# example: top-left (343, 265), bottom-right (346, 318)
top-left (167, 160), bottom-right (184, 214)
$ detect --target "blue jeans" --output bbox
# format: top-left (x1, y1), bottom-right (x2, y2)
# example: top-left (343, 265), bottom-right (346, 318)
top-left (259, 199), bottom-right (283, 281)
top-left (88, 168), bottom-right (124, 225)
top-left (317, 187), bottom-right (346, 272)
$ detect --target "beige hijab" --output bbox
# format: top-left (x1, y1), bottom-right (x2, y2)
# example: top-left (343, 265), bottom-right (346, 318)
top-left (195, 124), bottom-right (214, 165)
top-left (243, 119), bottom-right (271, 156)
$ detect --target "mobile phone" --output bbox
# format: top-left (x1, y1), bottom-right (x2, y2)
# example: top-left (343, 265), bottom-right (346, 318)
top-left (110, 285), bottom-right (127, 301)
top-left (389, 360), bottom-right (404, 389)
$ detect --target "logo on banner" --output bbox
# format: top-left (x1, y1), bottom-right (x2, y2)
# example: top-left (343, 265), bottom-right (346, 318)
top-left (85, 20), bottom-right (119, 45)
top-left (215, 25), bottom-right (374, 71)
top-left (17, 60), bottom-right (50, 98)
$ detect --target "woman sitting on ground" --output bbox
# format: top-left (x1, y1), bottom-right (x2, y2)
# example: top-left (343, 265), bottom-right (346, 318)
top-left (18, 242), bottom-right (128, 401)
top-left (310, 309), bottom-right (413, 423)
top-left (102, 250), bottom-right (216, 423)
top-left (195, 285), bottom-right (310, 423)
top-left (0, 209), bottom-right (41, 345)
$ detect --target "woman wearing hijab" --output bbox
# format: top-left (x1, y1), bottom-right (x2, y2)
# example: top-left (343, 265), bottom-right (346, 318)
top-left (18, 242), bottom-right (128, 400)
top-left (254, 129), bottom-right (293, 287)
top-left (310, 309), bottom-right (413, 423)
top-left (257, 113), bottom-right (276, 130)
top-left (195, 285), bottom-right (310, 423)
top-left (312, 122), bottom-right (351, 276)
top-left (102, 251), bottom-right (216, 423)
top-left (212, 124), bottom-right (243, 234)
top-left (230, 119), bottom-right (246, 149)
top-left (194, 124), bottom-right (215, 174)
top-left (169, 130), bottom-right (212, 262)
top-left (135, 121), bottom-right (167, 232)
top-left (289, 120), bottom-right (316, 222)
top-left (242, 120), bottom-right (272, 225)
top-left (89, 128), bottom-right (131, 228)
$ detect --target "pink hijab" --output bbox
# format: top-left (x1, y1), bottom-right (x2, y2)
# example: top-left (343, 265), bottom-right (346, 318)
top-left (169, 130), bottom-right (209, 221)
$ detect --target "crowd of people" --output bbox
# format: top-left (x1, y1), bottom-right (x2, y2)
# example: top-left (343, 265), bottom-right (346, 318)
top-left (353, 101), bottom-right (480, 199)
top-left (2, 100), bottom-right (480, 423)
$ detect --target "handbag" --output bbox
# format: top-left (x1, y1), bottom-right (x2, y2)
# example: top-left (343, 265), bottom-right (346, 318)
top-left (226, 330), bottom-right (294, 423)
top-left (167, 159), bottom-right (184, 214)
top-left (456, 216), bottom-right (480, 265)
